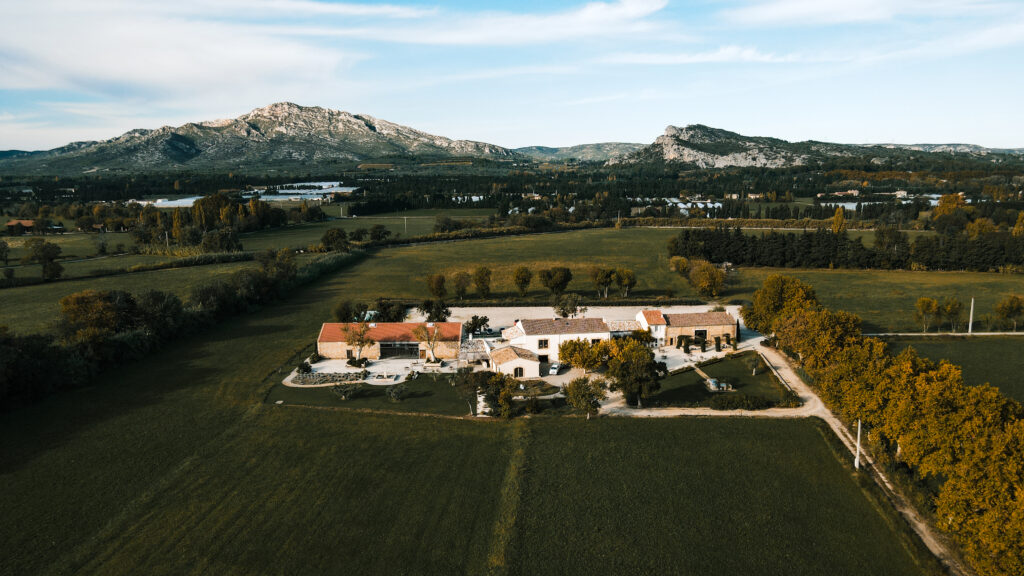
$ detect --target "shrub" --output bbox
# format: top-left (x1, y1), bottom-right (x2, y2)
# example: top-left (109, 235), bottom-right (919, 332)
top-left (386, 383), bottom-right (408, 403)
top-left (309, 351), bottom-right (322, 364)
top-left (347, 357), bottom-right (368, 368)
top-left (296, 361), bottom-right (312, 374)
top-left (332, 383), bottom-right (363, 401)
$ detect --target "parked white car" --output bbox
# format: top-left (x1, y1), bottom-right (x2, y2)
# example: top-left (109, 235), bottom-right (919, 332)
top-left (548, 363), bottom-right (562, 375)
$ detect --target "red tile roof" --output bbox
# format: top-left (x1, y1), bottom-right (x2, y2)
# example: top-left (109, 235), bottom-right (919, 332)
top-left (641, 310), bottom-right (667, 325)
top-left (318, 322), bottom-right (462, 343)
top-left (5, 219), bottom-right (34, 227)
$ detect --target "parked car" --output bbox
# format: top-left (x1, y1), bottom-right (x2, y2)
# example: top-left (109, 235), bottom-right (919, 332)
top-left (549, 363), bottom-right (562, 375)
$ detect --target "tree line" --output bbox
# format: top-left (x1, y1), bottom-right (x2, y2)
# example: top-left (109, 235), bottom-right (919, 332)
top-left (744, 274), bottom-right (1024, 576)
top-left (0, 249), bottom-right (367, 411)
top-left (668, 225), bottom-right (1024, 272)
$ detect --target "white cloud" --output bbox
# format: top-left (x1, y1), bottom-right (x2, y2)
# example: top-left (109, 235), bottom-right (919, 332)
top-left (720, 0), bottom-right (1011, 26)
top-left (261, 0), bottom-right (672, 45)
top-left (603, 45), bottom-right (808, 64)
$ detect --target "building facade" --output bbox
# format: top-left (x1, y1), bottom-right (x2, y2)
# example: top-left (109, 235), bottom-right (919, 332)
top-left (317, 322), bottom-right (462, 360)
top-left (502, 318), bottom-right (612, 363)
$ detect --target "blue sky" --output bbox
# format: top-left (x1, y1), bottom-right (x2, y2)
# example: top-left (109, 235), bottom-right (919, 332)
top-left (2, 0), bottom-right (1023, 150)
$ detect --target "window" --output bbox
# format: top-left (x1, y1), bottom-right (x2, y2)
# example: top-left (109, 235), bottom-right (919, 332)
top-left (694, 329), bottom-right (708, 341)
top-left (538, 339), bottom-right (549, 349)
top-left (514, 367), bottom-right (524, 378)
top-left (668, 338), bottom-right (674, 346)
top-left (591, 339), bottom-right (601, 345)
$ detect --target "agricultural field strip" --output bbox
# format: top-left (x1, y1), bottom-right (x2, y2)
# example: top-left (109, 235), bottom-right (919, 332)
top-left (599, 346), bottom-right (968, 576)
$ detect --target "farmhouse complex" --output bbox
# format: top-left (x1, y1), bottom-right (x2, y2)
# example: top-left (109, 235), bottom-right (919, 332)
top-left (314, 309), bottom-right (738, 378)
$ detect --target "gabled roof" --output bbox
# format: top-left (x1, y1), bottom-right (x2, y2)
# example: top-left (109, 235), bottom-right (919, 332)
top-left (641, 310), bottom-right (666, 325)
top-left (518, 318), bottom-right (610, 336)
top-left (5, 219), bottom-right (34, 227)
top-left (490, 346), bottom-right (539, 365)
top-left (607, 320), bottom-right (641, 332)
top-left (663, 312), bottom-right (736, 328)
top-left (318, 322), bottom-right (462, 343)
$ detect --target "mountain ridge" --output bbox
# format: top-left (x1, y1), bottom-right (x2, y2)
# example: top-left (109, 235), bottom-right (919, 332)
top-left (0, 102), bottom-right (515, 174)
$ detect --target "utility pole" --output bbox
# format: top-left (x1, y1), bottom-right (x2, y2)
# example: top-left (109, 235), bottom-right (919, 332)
top-left (165, 230), bottom-right (169, 252)
top-left (854, 419), bottom-right (862, 471)
top-left (404, 216), bottom-right (408, 236)
top-left (968, 297), bottom-right (975, 334)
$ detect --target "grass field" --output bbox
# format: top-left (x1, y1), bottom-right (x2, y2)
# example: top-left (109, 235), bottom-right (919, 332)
top-left (0, 259), bottom-right (258, 333)
top-left (308, 228), bottom-right (1020, 332)
top-left (0, 240), bottom-right (942, 575)
top-left (3, 231), bottom-right (137, 260)
top-left (508, 418), bottom-right (935, 576)
top-left (885, 336), bottom-right (1024, 402)
top-left (239, 208), bottom-right (495, 251)
top-left (3, 227), bottom-right (1018, 335)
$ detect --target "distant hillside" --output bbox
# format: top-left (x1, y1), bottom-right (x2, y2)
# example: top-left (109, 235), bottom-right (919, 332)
top-left (514, 142), bottom-right (645, 162)
top-left (620, 124), bottom-right (1024, 168)
top-left (0, 102), bottom-right (515, 175)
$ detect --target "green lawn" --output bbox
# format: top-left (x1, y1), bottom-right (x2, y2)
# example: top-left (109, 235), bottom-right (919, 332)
top-left (265, 373), bottom-right (474, 416)
top-left (702, 354), bottom-right (790, 403)
top-left (0, 237), bottom-right (943, 575)
top-left (885, 336), bottom-right (1024, 402)
top-left (646, 354), bottom-right (788, 407)
top-left (508, 418), bottom-right (937, 576)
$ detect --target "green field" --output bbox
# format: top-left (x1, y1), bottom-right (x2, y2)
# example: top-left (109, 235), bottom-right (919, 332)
top-left (3, 227), bottom-right (1019, 335)
top-left (0, 259), bottom-right (259, 333)
top-left (3, 231), bottom-right (137, 261)
top-left (306, 228), bottom-right (1019, 332)
top-left (885, 336), bottom-right (1024, 402)
top-left (0, 240), bottom-right (943, 575)
top-left (508, 418), bottom-right (933, 576)
top-left (239, 209), bottom-right (495, 251)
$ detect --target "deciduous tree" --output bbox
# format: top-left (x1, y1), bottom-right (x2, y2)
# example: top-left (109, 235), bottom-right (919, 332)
top-left (513, 266), bottom-right (533, 296)
top-left (564, 376), bottom-right (607, 420)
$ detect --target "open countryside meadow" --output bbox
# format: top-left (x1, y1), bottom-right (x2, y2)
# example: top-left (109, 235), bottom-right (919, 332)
top-left (886, 336), bottom-right (1024, 402)
top-left (3, 226), bottom-right (1021, 335)
top-left (0, 244), bottom-right (946, 576)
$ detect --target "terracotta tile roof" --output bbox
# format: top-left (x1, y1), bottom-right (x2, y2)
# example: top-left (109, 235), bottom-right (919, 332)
top-left (5, 219), bottom-right (34, 227)
top-left (318, 322), bottom-right (462, 343)
top-left (518, 318), bottom-right (610, 335)
top-left (641, 310), bottom-right (667, 325)
top-left (607, 320), bottom-right (641, 332)
top-left (663, 312), bottom-right (736, 328)
top-left (490, 346), bottom-right (539, 365)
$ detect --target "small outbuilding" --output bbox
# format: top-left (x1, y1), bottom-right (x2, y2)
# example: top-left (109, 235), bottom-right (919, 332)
top-left (489, 346), bottom-right (541, 379)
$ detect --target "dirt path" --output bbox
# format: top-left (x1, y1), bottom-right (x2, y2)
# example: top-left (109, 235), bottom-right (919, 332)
top-left (602, 346), bottom-right (972, 576)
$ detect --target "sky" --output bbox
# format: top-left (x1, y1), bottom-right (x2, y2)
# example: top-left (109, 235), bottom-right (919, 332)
top-left (1, 0), bottom-right (1023, 150)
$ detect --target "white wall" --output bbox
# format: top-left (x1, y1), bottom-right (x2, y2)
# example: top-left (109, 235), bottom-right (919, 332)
top-left (493, 357), bottom-right (541, 379)
top-left (508, 332), bottom-right (611, 362)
